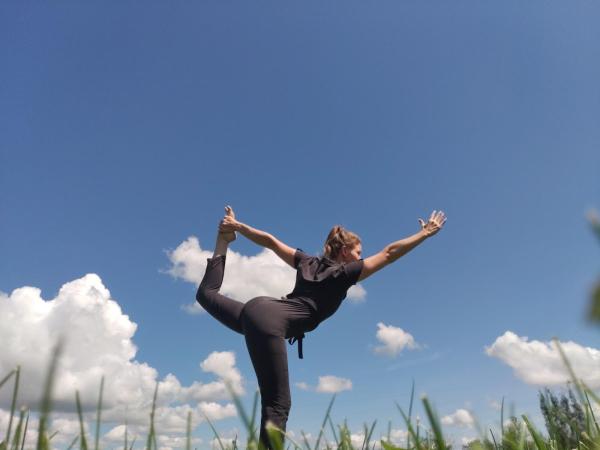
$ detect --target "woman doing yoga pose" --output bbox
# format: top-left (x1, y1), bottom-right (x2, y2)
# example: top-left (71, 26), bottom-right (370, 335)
top-left (196, 206), bottom-right (446, 450)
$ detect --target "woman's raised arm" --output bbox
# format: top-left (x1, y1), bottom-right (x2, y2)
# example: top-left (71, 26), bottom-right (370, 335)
top-left (357, 210), bottom-right (447, 282)
top-left (219, 206), bottom-right (297, 268)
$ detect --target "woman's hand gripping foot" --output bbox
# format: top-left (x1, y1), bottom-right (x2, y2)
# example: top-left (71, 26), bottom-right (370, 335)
top-left (219, 205), bottom-right (238, 242)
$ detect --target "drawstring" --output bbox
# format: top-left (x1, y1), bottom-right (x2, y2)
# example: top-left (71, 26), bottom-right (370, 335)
top-left (280, 297), bottom-right (308, 359)
top-left (288, 333), bottom-right (305, 359)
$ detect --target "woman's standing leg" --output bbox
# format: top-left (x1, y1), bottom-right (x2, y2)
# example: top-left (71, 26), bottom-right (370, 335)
top-left (196, 230), bottom-right (245, 334)
top-left (242, 305), bottom-right (292, 450)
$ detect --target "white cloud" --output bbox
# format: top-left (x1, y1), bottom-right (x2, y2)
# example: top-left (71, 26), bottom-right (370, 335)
top-left (0, 408), bottom-right (39, 449)
top-left (209, 436), bottom-right (238, 450)
top-left (346, 284), bottom-right (366, 303)
top-left (207, 427), bottom-right (241, 450)
top-left (165, 237), bottom-right (367, 313)
top-left (489, 400), bottom-right (502, 411)
top-left (485, 331), bottom-right (600, 387)
top-left (295, 375), bottom-right (352, 393)
top-left (461, 436), bottom-right (478, 446)
top-left (0, 275), bottom-right (244, 434)
top-left (441, 409), bottom-right (474, 428)
top-left (157, 433), bottom-right (203, 449)
top-left (373, 323), bottom-right (419, 357)
top-left (180, 302), bottom-right (204, 315)
top-left (350, 432), bottom-right (382, 450)
top-left (104, 424), bottom-right (130, 442)
top-left (388, 428), bottom-right (409, 447)
top-left (200, 352), bottom-right (243, 390)
top-left (348, 427), bottom-right (407, 450)
top-left (315, 375), bottom-right (352, 393)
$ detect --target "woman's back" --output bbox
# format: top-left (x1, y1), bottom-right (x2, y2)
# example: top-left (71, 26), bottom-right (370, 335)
top-left (284, 248), bottom-right (364, 325)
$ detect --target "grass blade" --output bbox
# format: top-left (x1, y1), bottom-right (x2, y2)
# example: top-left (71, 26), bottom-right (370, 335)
top-left (490, 428), bottom-right (498, 450)
top-left (521, 415), bottom-right (547, 450)
top-left (76, 391), bottom-right (89, 450)
top-left (66, 436), bottom-right (79, 450)
top-left (327, 416), bottom-right (339, 447)
top-left (395, 402), bottom-right (421, 450)
top-left (10, 408), bottom-right (25, 450)
top-left (146, 382), bottom-right (158, 450)
top-left (265, 422), bottom-right (284, 450)
top-left (422, 396), bottom-right (447, 450)
top-left (314, 394), bottom-right (336, 450)
top-left (6, 366), bottom-right (20, 447)
top-left (299, 430), bottom-right (311, 450)
top-left (185, 411), bottom-right (191, 450)
top-left (37, 338), bottom-right (65, 450)
top-left (202, 413), bottom-right (225, 450)
top-left (363, 420), bottom-right (376, 450)
top-left (500, 397), bottom-right (505, 440)
top-left (250, 389), bottom-right (259, 441)
top-left (94, 376), bottom-right (104, 450)
top-left (20, 411), bottom-right (29, 450)
top-left (222, 379), bottom-right (257, 446)
top-left (407, 380), bottom-right (415, 449)
top-left (124, 419), bottom-right (128, 450)
top-left (0, 370), bottom-right (15, 391)
top-left (584, 391), bottom-right (600, 436)
top-left (386, 419), bottom-right (391, 445)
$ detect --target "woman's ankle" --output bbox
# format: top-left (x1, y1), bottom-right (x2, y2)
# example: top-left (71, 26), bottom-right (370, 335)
top-left (213, 233), bottom-right (230, 257)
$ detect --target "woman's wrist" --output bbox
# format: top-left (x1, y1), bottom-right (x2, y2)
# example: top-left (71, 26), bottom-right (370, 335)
top-left (418, 228), bottom-right (430, 239)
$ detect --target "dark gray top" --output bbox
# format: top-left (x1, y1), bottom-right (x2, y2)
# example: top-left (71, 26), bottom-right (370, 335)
top-left (284, 248), bottom-right (364, 359)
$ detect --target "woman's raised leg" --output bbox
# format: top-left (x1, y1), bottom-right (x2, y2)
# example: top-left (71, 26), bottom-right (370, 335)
top-left (196, 230), bottom-right (245, 334)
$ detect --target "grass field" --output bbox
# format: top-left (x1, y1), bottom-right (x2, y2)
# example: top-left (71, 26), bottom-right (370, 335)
top-left (1, 336), bottom-right (599, 450)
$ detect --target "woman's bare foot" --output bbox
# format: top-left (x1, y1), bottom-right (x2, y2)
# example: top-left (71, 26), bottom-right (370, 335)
top-left (220, 205), bottom-right (237, 242)
top-left (213, 205), bottom-right (237, 256)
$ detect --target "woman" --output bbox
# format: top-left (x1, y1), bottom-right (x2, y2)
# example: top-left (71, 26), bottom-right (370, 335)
top-left (196, 206), bottom-right (446, 450)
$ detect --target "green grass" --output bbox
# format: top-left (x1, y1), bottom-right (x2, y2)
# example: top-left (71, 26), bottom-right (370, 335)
top-left (1, 338), bottom-right (599, 450)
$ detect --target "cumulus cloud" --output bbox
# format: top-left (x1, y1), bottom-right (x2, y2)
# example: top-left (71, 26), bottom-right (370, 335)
top-left (489, 400), bottom-right (502, 411)
top-left (348, 427), bottom-right (408, 450)
top-left (461, 436), bottom-right (478, 446)
top-left (165, 237), bottom-right (366, 312)
top-left (316, 375), bottom-right (352, 393)
top-left (207, 427), bottom-right (241, 450)
top-left (0, 275), bottom-right (243, 435)
top-left (485, 331), bottom-right (600, 387)
top-left (387, 428), bottom-right (409, 447)
top-left (0, 408), bottom-right (39, 449)
top-left (105, 426), bottom-right (203, 450)
top-left (441, 409), bottom-right (475, 428)
top-left (373, 323), bottom-right (420, 357)
top-left (294, 375), bottom-right (352, 393)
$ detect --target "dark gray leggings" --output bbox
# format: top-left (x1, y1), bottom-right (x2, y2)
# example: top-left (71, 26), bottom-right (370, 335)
top-left (196, 254), bottom-right (315, 450)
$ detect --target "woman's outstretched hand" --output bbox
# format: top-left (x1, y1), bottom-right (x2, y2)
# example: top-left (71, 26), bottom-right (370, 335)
top-left (418, 210), bottom-right (447, 237)
top-left (219, 205), bottom-right (240, 234)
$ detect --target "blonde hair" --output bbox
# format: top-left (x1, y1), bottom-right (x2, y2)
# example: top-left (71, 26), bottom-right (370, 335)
top-left (323, 225), bottom-right (361, 260)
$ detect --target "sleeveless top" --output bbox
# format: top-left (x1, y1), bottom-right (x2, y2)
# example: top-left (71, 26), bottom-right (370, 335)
top-left (284, 248), bottom-right (364, 359)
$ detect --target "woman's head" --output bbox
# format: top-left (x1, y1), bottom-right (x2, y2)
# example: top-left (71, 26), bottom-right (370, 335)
top-left (323, 225), bottom-right (362, 263)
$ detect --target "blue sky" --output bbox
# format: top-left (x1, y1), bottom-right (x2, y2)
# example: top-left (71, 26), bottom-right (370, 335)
top-left (1, 1), bottom-right (599, 448)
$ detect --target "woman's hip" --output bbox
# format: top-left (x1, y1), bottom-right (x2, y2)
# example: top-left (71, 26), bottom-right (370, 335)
top-left (241, 296), bottom-right (315, 337)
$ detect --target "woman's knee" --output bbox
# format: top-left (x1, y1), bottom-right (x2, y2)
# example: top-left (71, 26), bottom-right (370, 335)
top-left (196, 285), bottom-right (215, 307)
